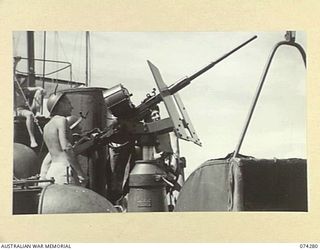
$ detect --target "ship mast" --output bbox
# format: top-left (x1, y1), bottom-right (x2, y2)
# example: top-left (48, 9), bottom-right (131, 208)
top-left (27, 31), bottom-right (35, 87)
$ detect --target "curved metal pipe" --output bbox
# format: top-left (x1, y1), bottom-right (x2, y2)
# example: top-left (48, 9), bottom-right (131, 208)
top-left (232, 40), bottom-right (306, 159)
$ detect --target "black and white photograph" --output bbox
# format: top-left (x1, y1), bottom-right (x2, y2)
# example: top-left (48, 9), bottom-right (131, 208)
top-left (12, 31), bottom-right (307, 214)
top-left (2, 0), bottom-right (320, 245)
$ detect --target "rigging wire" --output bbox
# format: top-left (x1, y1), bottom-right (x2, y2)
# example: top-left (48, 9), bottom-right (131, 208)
top-left (58, 33), bottom-right (71, 63)
top-left (54, 32), bottom-right (60, 82)
top-left (86, 31), bottom-right (91, 86)
top-left (55, 31), bottom-right (75, 85)
top-left (15, 32), bottom-right (82, 88)
top-left (62, 32), bottom-right (78, 83)
top-left (53, 32), bottom-right (87, 85)
top-left (78, 32), bottom-right (84, 83)
top-left (88, 32), bottom-right (92, 85)
top-left (16, 64), bottom-right (71, 77)
top-left (57, 33), bottom-right (72, 69)
top-left (71, 32), bottom-right (80, 82)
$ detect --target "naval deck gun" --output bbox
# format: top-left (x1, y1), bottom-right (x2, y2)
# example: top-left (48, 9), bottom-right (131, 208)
top-left (74, 35), bottom-right (258, 153)
top-left (13, 35), bottom-right (268, 214)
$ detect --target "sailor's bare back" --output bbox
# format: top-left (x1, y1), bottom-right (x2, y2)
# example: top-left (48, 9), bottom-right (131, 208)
top-left (43, 94), bottom-right (86, 184)
top-left (43, 115), bottom-right (73, 163)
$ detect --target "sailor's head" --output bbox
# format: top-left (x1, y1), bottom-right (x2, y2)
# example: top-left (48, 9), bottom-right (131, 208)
top-left (145, 105), bottom-right (160, 123)
top-left (47, 92), bottom-right (73, 117)
top-left (151, 105), bottom-right (160, 121)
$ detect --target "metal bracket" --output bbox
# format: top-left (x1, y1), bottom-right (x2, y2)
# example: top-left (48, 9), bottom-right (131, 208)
top-left (232, 31), bottom-right (306, 159)
top-left (147, 60), bottom-right (202, 146)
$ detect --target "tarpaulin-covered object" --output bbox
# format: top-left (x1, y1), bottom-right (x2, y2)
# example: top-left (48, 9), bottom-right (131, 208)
top-left (174, 156), bottom-right (307, 212)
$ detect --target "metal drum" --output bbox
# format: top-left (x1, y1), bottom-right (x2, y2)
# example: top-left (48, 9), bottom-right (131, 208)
top-left (13, 143), bottom-right (46, 215)
top-left (102, 84), bottom-right (134, 118)
top-left (14, 143), bottom-right (40, 178)
top-left (61, 87), bottom-right (109, 197)
top-left (38, 184), bottom-right (117, 214)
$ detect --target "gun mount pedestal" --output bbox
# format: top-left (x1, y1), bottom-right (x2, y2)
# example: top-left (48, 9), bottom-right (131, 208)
top-left (127, 159), bottom-right (168, 212)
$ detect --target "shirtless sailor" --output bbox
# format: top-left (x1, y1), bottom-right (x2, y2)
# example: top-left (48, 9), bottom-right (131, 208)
top-left (14, 83), bottom-right (45, 148)
top-left (39, 115), bottom-right (83, 184)
top-left (43, 92), bottom-right (87, 185)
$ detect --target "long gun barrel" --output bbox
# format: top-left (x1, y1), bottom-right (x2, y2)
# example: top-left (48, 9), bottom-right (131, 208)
top-left (133, 35), bottom-right (257, 121)
top-left (74, 36), bottom-right (258, 153)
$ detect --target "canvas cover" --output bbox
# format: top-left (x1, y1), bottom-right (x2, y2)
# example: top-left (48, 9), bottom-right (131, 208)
top-left (174, 156), bottom-right (307, 212)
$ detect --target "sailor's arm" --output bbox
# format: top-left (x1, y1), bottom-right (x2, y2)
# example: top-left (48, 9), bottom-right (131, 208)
top-left (58, 118), bottom-right (87, 182)
top-left (28, 87), bottom-right (46, 112)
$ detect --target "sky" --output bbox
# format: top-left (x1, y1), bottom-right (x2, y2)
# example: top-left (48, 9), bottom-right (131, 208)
top-left (13, 31), bottom-right (306, 178)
